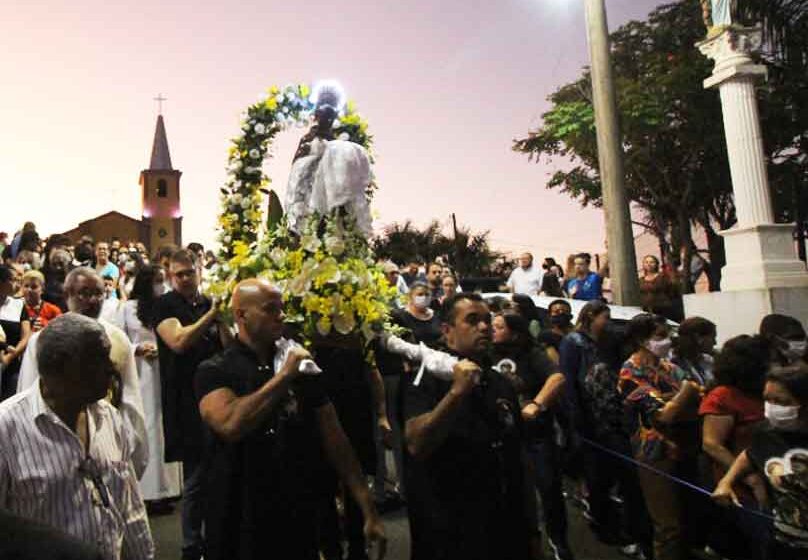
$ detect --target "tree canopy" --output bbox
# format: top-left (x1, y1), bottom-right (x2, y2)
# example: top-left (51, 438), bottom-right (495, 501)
top-left (371, 220), bottom-right (500, 277)
top-left (514, 0), bottom-right (808, 292)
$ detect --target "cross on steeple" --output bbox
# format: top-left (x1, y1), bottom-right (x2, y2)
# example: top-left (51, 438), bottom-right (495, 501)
top-left (153, 93), bottom-right (167, 115)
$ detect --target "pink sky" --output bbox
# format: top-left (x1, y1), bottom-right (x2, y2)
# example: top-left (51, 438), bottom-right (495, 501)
top-left (0, 0), bottom-right (665, 260)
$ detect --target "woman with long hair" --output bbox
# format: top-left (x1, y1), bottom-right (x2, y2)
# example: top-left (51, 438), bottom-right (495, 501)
top-left (672, 317), bottom-right (717, 387)
top-left (492, 311), bottom-right (571, 559)
top-left (560, 301), bottom-right (652, 555)
top-left (122, 264), bottom-right (181, 511)
top-left (714, 363), bottom-right (808, 558)
top-left (619, 314), bottom-right (703, 560)
top-left (638, 255), bottom-right (681, 321)
top-left (700, 335), bottom-right (769, 560)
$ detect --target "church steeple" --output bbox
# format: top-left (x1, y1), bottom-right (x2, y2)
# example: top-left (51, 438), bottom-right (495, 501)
top-left (149, 114), bottom-right (173, 170)
top-left (141, 103), bottom-right (182, 252)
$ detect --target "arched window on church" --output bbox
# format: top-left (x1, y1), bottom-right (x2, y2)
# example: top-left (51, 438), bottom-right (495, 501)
top-left (156, 179), bottom-right (167, 198)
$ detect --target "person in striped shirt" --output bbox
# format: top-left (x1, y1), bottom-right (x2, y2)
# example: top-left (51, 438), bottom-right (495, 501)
top-left (0, 313), bottom-right (154, 560)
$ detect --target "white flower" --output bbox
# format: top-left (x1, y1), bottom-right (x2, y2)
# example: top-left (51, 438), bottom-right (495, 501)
top-left (338, 132), bottom-right (350, 141)
top-left (300, 235), bottom-right (322, 253)
top-left (269, 248), bottom-right (285, 266)
top-left (332, 118), bottom-right (341, 128)
top-left (232, 193), bottom-right (243, 205)
top-left (324, 235), bottom-right (345, 256)
top-left (254, 123), bottom-right (266, 134)
top-left (249, 149), bottom-right (261, 160)
top-left (241, 197), bottom-right (252, 209)
top-left (333, 310), bottom-right (356, 335)
top-left (223, 235), bottom-right (231, 243)
top-left (275, 94), bottom-right (284, 104)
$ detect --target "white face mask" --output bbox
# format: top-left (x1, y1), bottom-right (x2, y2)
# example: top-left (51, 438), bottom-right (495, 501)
top-left (784, 340), bottom-right (807, 361)
top-left (413, 295), bottom-right (430, 309)
top-left (765, 401), bottom-right (801, 429)
top-left (153, 283), bottom-right (166, 298)
top-left (645, 337), bottom-right (672, 359)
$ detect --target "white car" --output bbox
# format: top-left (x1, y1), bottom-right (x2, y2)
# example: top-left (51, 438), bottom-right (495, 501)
top-left (481, 293), bottom-right (677, 326)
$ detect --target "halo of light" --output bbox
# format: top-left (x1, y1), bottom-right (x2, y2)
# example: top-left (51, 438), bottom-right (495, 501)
top-left (310, 80), bottom-right (347, 113)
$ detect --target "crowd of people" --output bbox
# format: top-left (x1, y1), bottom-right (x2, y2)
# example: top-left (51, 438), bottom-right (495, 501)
top-left (0, 223), bottom-right (807, 560)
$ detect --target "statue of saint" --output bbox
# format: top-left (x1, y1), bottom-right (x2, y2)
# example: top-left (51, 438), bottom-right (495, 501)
top-left (701, 0), bottom-right (734, 31)
top-left (285, 82), bottom-right (373, 237)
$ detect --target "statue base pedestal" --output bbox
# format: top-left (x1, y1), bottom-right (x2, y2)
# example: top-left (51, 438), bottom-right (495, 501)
top-left (685, 224), bottom-right (808, 345)
top-left (684, 286), bottom-right (808, 346)
top-left (720, 224), bottom-right (808, 291)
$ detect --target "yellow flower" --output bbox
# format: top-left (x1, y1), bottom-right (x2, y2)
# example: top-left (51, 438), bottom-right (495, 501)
top-left (299, 84), bottom-right (310, 98)
top-left (266, 97), bottom-right (278, 111)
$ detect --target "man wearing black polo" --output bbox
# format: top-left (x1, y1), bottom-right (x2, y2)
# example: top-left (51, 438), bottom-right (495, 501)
top-left (195, 279), bottom-right (386, 560)
top-left (404, 293), bottom-right (533, 560)
top-left (154, 249), bottom-right (227, 560)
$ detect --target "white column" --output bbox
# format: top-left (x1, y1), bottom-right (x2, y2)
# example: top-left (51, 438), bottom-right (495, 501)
top-left (717, 75), bottom-right (774, 226)
top-left (696, 27), bottom-right (808, 291)
top-left (700, 28), bottom-right (772, 227)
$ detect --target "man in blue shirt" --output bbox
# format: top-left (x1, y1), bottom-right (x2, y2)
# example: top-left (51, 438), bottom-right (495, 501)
top-left (565, 253), bottom-right (603, 301)
top-left (93, 242), bottom-right (119, 299)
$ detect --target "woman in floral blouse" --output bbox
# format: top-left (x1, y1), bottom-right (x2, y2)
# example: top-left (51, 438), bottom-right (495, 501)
top-left (619, 314), bottom-right (703, 560)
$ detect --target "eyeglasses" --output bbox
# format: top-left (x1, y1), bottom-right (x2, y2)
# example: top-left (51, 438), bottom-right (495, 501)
top-left (75, 288), bottom-right (104, 300)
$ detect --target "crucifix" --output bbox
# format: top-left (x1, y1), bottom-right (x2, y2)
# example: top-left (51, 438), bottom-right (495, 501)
top-left (153, 93), bottom-right (167, 114)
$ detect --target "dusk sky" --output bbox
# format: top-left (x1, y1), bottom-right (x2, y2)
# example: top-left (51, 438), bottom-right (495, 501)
top-left (1, 0), bottom-right (667, 260)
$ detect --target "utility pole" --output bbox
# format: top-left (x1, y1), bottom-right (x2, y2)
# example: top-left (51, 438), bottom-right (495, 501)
top-left (584, 0), bottom-right (640, 305)
top-left (451, 213), bottom-right (463, 277)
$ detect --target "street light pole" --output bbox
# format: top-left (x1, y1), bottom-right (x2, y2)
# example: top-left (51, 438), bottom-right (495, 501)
top-left (583, 0), bottom-right (640, 305)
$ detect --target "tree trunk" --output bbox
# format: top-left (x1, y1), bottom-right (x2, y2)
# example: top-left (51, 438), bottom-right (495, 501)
top-left (703, 222), bottom-right (726, 291)
top-left (676, 209), bottom-right (696, 294)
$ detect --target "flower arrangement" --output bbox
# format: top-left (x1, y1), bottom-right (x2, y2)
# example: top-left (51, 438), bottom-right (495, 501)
top-left (210, 83), bottom-right (396, 347)
top-left (215, 83), bottom-right (373, 256)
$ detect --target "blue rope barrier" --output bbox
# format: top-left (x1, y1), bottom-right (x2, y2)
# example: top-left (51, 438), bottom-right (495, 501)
top-left (578, 436), bottom-right (792, 529)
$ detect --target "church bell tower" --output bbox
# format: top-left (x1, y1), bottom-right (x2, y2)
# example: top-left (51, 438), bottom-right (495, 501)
top-left (140, 110), bottom-right (182, 253)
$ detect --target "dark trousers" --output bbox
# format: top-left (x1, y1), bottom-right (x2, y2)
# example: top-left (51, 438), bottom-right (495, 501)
top-left (528, 441), bottom-right (569, 546)
top-left (319, 482), bottom-right (367, 559)
top-left (584, 432), bottom-right (652, 549)
top-left (768, 540), bottom-right (807, 560)
top-left (181, 455), bottom-right (208, 556)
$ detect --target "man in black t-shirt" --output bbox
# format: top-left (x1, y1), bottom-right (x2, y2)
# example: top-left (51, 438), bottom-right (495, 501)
top-left (404, 293), bottom-right (532, 560)
top-left (195, 279), bottom-right (386, 560)
top-left (154, 249), bottom-right (226, 560)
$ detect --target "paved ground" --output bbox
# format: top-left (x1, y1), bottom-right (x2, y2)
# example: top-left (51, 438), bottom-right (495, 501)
top-left (149, 495), bottom-right (627, 560)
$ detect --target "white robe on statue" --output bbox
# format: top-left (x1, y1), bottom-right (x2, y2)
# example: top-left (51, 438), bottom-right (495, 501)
top-left (285, 137), bottom-right (373, 237)
top-left (17, 317), bottom-right (149, 479)
top-left (121, 300), bottom-right (181, 500)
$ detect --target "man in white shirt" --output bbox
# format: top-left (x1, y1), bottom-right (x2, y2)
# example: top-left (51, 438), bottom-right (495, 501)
top-left (506, 252), bottom-right (544, 296)
top-left (0, 313), bottom-right (154, 560)
top-left (17, 267), bottom-right (148, 479)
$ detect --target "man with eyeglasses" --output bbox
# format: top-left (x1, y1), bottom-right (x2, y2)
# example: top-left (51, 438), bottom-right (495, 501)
top-left (16, 267), bottom-right (148, 478)
top-left (0, 313), bottom-right (154, 559)
top-left (154, 249), bottom-right (229, 560)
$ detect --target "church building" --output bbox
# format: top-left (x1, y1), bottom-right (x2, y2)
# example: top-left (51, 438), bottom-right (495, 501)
top-left (60, 113), bottom-right (182, 253)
